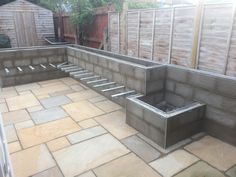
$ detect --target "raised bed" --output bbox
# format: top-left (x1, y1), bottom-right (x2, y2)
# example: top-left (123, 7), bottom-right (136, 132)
top-left (126, 93), bottom-right (206, 149)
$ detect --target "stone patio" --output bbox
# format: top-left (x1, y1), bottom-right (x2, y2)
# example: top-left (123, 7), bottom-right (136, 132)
top-left (1, 77), bottom-right (236, 177)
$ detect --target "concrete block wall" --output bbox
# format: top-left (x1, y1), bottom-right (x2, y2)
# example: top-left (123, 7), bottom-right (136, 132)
top-left (126, 96), bottom-right (205, 148)
top-left (126, 97), bottom-right (166, 147)
top-left (69, 44), bottom-right (158, 67)
top-left (0, 47), bottom-right (67, 87)
top-left (146, 66), bottom-right (166, 95)
top-left (165, 104), bottom-right (205, 147)
top-left (67, 47), bottom-right (163, 95)
top-left (166, 65), bottom-right (236, 146)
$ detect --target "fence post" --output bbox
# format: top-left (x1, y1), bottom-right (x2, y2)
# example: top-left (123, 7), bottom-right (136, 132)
top-left (137, 11), bottom-right (141, 58)
top-left (191, 0), bottom-right (204, 69)
top-left (168, 7), bottom-right (175, 64)
top-left (117, 12), bottom-right (120, 54)
top-left (151, 10), bottom-right (156, 60)
top-left (223, 3), bottom-right (236, 75)
top-left (121, 2), bottom-right (128, 55)
top-left (108, 12), bottom-right (111, 51)
top-left (126, 11), bottom-right (129, 55)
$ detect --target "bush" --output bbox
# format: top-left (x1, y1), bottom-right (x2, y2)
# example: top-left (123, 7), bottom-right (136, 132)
top-left (0, 34), bottom-right (11, 48)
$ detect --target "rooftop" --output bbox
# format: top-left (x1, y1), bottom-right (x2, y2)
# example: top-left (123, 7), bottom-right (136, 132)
top-left (1, 77), bottom-right (236, 177)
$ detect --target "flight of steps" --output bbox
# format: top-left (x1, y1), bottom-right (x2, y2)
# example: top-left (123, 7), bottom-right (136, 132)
top-left (57, 62), bottom-right (141, 106)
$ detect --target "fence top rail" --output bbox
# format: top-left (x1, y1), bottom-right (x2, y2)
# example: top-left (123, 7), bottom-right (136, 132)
top-left (203, 2), bottom-right (234, 6)
top-left (126, 6), bottom-right (191, 12)
top-left (124, 2), bottom-right (234, 13)
top-left (108, 11), bottom-right (118, 14)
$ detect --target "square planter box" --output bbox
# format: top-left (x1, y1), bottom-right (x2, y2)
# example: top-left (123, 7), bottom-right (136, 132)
top-left (126, 94), bottom-right (206, 149)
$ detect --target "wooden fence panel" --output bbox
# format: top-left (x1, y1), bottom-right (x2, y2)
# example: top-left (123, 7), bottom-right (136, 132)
top-left (198, 4), bottom-right (233, 74)
top-left (127, 12), bottom-right (139, 57)
top-left (139, 10), bottom-right (155, 59)
top-left (224, 6), bottom-right (236, 77)
top-left (153, 8), bottom-right (172, 63)
top-left (171, 7), bottom-right (196, 67)
top-left (109, 12), bottom-right (119, 53)
top-left (109, 3), bottom-right (236, 77)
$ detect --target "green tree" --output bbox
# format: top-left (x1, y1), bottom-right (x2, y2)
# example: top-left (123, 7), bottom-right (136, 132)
top-left (69, 0), bottom-right (122, 28)
top-left (39, 0), bottom-right (65, 12)
top-left (67, 0), bottom-right (122, 44)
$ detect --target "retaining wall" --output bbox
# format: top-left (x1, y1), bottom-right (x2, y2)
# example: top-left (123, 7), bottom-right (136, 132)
top-left (67, 46), bottom-right (165, 95)
top-left (0, 47), bottom-right (67, 87)
top-left (166, 65), bottom-right (236, 146)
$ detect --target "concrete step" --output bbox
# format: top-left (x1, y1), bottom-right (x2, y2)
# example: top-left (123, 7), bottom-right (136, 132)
top-left (57, 62), bottom-right (139, 106)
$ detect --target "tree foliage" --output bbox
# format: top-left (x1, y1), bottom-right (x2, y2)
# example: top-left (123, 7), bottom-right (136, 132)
top-left (39, 0), bottom-right (65, 12)
top-left (68, 0), bottom-right (122, 28)
top-left (128, 2), bottom-right (159, 9)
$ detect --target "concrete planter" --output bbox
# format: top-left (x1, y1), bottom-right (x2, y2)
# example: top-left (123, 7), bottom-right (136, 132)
top-left (126, 95), bottom-right (206, 149)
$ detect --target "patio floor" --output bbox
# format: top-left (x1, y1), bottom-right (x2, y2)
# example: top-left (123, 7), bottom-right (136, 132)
top-left (1, 77), bottom-right (236, 177)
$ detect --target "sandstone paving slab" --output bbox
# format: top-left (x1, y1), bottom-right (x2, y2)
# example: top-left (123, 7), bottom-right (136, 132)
top-left (40, 81), bottom-right (64, 88)
top-left (38, 79), bottom-right (61, 86)
top-left (0, 90), bottom-right (18, 99)
top-left (78, 119), bottom-right (98, 129)
top-left (50, 89), bottom-right (76, 97)
top-left (67, 90), bottom-right (100, 102)
top-left (15, 120), bottom-right (34, 130)
top-left (88, 96), bottom-right (107, 103)
top-left (137, 133), bottom-right (192, 154)
top-left (11, 144), bottom-right (56, 177)
top-left (47, 137), bottom-right (71, 152)
top-left (76, 171), bottom-right (96, 177)
top-left (94, 100), bottom-right (122, 113)
top-left (121, 135), bottom-right (161, 163)
top-left (15, 83), bottom-right (40, 92)
top-left (8, 141), bottom-right (21, 154)
top-left (150, 149), bottom-right (199, 177)
top-left (31, 107), bottom-right (68, 124)
top-left (67, 126), bottom-right (107, 144)
top-left (174, 161), bottom-right (226, 177)
top-left (2, 109), bottom-right (31, 125)
top-left (61, 77), bottom-right (79, 85)
top-left (17, 118), bottom-right (81, 148)
top-left (6, 93), bottom-right (40, 111)
top-left (53, 134), bottom-right (130, 177)
top-left (32, 84), bottom-right (70, 96)
top-left (27, 105), bottom-right (44, 113)
top-left (70, 84), bottom-right (85, 92)
top-left (1, 87), bottom-right (15, 91)
top-left (18, 91), bottom-right (32, 95)
top-left (0, 98), bottom-right (5, 103)
top-left (37, 94), bottom-right (50, 100)
top-left (0, 103), bottom-right (8, 113)
top-left (32, 167), bottom-right (64, 177)
top-left (40, 95), bottom-right (71, 108)
top-left (226, 165), bottom-right (236, 177)
top-left (4, 124), bottom-right (18, 143)
top-left (95, 111), bottom-right (137, 139)
top-left (63, 101), bottom-right (104, 121)
top-left (94, 153), bottom-right (161, 177)
top-left (185, 136), bottom-right (236, 171)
